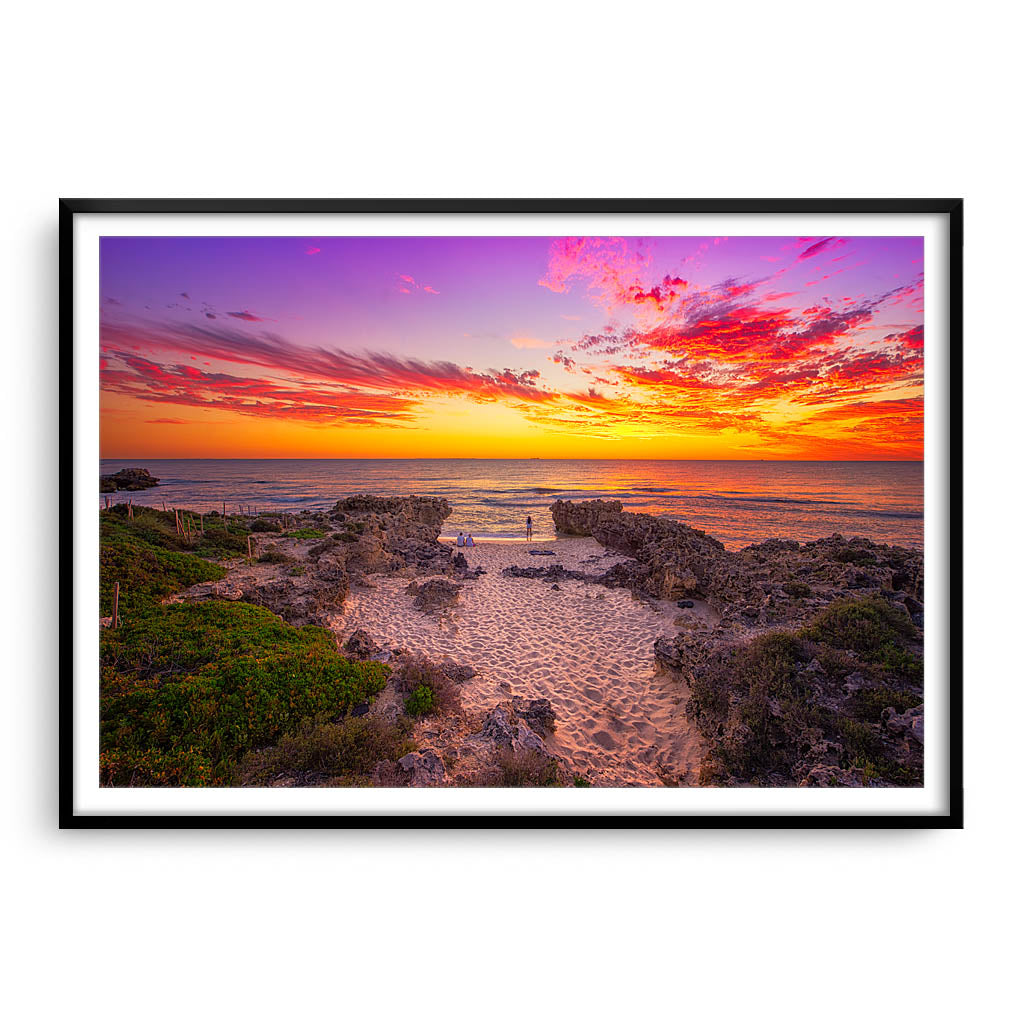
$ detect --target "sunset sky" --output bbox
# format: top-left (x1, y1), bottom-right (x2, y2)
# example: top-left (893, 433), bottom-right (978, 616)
top-left (99, 234), bottom-right (924, 459)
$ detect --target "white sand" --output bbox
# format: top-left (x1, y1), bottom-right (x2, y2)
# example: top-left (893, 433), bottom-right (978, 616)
top-left (330, 538), bottom-right (707, 786)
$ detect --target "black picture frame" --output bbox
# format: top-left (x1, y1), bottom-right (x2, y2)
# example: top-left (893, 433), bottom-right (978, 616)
top-left (60, 197), bottom-right (963, 829)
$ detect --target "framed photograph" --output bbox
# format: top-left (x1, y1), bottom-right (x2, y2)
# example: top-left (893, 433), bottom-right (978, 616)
top-left (61, 198), bottom-right (962, 827)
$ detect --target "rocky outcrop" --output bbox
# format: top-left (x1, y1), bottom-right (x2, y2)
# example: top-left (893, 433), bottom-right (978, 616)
top-left (510, 697), bottom-right (556, 737)
top-left (372, 750), bottom-right (447, 787)
top-left (177, 564), bottom-right (349, 628)
top-left (550, 499), bottom-right (728, 601)
top-left (406, 578), bottom-right (462, 614)
top-left (344, 629), bottom-right (381, 660)
top-left (551, 499), bottom-right (924, 615)
top-left (330, 495), bottom-right (454, 574)
top-left (100, 467), bottom-right (159, 492)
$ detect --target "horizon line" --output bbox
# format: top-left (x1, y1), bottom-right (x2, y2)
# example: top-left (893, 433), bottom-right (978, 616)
top-left (99, 456), bottom-right (925, 463)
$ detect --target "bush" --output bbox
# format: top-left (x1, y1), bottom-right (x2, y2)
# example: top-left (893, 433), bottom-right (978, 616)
top-left (686, 595), bottom-right (924, 787)
top-left (782, 581), bottom-right (811, 598)
top-left (834, 547), bottom-right (877, 566)
top-left (850, 686), bottom-right (921, 721)
top-left (257, 546), bottom-right (293, 564)
top-left (802, 597), bottom-right (920, 683)
top-left (286, 528), bottom-right (326, 539)
top-left (101, 533), bottom-right (225, 619)
top-left (235, 715), bottom-right (412, 786)
top-left (249, 519), bottom-right (281, 533)
top-left (496, 748), bottom-right (560, 787)
top-left (100, 601), bottom-right (389, 786)
top-left (393, 655), bottom-right (462, 717)
top-left (102, 504), bottom-right (249, 561)
top-left (405, 684), bottom-right (435, 717)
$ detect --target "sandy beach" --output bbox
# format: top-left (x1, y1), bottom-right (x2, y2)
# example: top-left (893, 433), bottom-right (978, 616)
top-left (331, 537), bottom-right (709, 786)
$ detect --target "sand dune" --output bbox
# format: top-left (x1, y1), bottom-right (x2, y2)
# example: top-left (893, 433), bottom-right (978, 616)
top-left (331, 538), bottom-right (707, 786)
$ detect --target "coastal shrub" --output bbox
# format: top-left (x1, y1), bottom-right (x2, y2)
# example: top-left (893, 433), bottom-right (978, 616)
top-left (249, 518), bottom-right (282, 533)
top-left (234, 715), bottom-right (413, 786)
top-left (834, 546), bottom-right (877, 566)
top-left (287, 565), bottom-right (307, 577)
top-left (100, 534), bottom-right (225, 619)
top-left (393, 655), bottom-right (462, 716)
top-left (686, 595), bottom-right (924, 786)
top-left (782, 581), bottom-right (811, 598)
top-left (802, 597), bottom-right (920, 683)
top-left (285, 528), bottom-right (326, 540)
top-left (257, 546), bottom-right (293, 564)
top-left (850, 686), bottom-right (921, 721)
top-left (496, 748), bottom-right (560, 787)
top-left (573, 775), bottom-right (592, 787)
top-left (102, 504), bottom-right (249, 561)
top-left (100, 600), bottom-right (389, 786)
top-left (404, 684), bottom-right (436, 717)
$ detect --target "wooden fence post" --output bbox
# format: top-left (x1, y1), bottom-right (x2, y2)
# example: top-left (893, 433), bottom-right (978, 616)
top-left (112, 581), bottom-right (119, 628)
top-left (247, 535), bottom-right (252, 564)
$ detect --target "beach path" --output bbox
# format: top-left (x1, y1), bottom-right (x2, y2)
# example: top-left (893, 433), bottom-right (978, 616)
top-left (331, 537), bottom-right (706, 786)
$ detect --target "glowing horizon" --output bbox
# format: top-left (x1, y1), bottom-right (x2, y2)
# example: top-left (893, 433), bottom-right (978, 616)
top-left (100, 234), bottom-right (924, 460)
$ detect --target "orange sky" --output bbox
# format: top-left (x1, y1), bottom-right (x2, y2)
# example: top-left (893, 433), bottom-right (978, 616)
top-left (100, 234), bottom-right (924, 460)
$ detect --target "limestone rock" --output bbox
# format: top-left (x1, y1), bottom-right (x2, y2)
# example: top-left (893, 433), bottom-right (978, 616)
top-left (100, 467), bottom-right (159, 492)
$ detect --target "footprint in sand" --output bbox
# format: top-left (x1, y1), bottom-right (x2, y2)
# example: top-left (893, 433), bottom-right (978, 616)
top-left (583, 686), bottom-right (603, 702)
top-left (592, 730), bottom-right (619, 751)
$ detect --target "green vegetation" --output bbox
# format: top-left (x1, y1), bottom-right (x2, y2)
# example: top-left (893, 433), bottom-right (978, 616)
top-left (850, 685), bottom-right (921, 721)
top-left (573, 775), bottom-right (592, 787)
top-left (834, 546), bottom-right (878, 566)
top-left (802, 596), bottom-right (921, 681)
top-left (101, 511), bottom-right (226, 619)
top-left (394, 656), bottom-right (461, 717)
top-left (285, 528), bottom-right (326, 540)
top-left (257, 546), bottom-right (294, 564)
top-left (101, 601), bottom-right (389, 786)
top-left (404, 684), bottom-right (436, 717)
top-left (688, 596), bottom-right (923, 787)
top-left (249, 518), bottom-right (282, 533)
top-left (235, 715), bottom-right (413, 786)
top-left (782, 581), bottom-right (811, 598)
top-left (102, 504), bottom-right (249, 561)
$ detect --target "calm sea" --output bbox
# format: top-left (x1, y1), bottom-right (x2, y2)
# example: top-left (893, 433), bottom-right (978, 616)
top-left (98, 459), bottom-right (923, 550)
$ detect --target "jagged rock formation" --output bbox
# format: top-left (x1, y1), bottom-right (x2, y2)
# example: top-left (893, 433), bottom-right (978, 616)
top-left (550, 498), bottom-right (923, 618)
top-left (330, 495), bottom-right (454, 575)
top-left (406, 578), bottom-right (462, 614)
top-left (100, 467), bottom-right (160, 492)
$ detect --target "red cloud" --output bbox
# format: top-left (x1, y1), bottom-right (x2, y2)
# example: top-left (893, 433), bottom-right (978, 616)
top-left (798, 237), bottom-right (846, 261)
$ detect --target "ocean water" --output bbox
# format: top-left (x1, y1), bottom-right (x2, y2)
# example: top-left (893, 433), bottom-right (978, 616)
top-left (99, 459), bottom-right (923, 550)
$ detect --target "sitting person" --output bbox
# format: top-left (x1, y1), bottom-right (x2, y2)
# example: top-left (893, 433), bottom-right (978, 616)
top-left (456, 532), bottom-right (465, 547)
top-left (465, 534), bottom-right (475, 547)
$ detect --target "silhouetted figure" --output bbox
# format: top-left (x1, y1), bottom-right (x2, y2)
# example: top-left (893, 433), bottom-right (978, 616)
top-left (526, 515), bottom-right (533, 541)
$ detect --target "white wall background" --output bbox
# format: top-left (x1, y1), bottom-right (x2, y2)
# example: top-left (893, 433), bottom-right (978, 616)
top-left (3, 2), bottom-right (1017, 1021)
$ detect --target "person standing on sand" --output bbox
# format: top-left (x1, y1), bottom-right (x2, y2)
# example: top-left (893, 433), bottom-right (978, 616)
top-left (457, 532), bottom-right (465, 547)
top-left (526, 515), bottom-right (533, 541)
